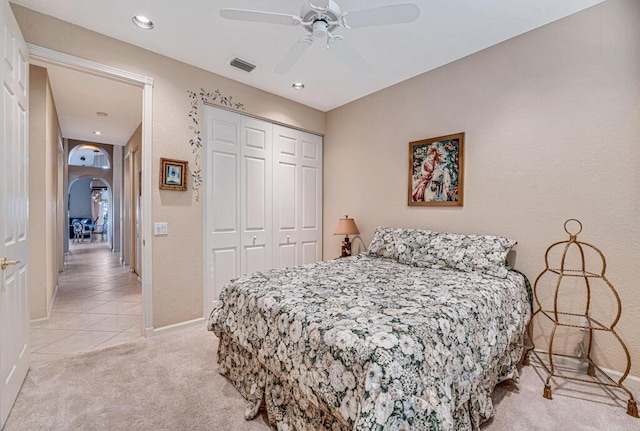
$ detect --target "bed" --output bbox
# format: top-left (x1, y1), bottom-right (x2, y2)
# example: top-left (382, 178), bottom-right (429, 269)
top-left (208, 227), bottom-right (531, 431)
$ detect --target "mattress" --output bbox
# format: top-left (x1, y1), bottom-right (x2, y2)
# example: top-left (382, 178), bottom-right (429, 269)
top-left (208, 253), bottom-right (531, 430)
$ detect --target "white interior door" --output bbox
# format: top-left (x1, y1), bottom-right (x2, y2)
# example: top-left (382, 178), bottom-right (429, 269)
top-left (299, 131), bottom-right (322, 264)
top-left (240, 117), bottom-right (272, 275)
top-left (0, 1), bottom-right (30, 427)
top-left (273, 125), bottom-right (322, 268)
top-left (205, 107), bottom-right (241, 312)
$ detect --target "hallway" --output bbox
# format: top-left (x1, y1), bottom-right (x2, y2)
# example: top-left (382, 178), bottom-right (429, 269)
top-left (30, 243), bottom-right (142, 364)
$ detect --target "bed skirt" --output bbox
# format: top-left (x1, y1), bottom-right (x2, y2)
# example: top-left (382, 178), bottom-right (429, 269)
top-left (217, 331), bottom-right (350, 431)
top-left (216, 331), bottom-right (524, 431)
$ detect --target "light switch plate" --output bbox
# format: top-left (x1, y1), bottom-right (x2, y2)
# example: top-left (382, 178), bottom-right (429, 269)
top-left (154, 222), bottom-right (168, 236)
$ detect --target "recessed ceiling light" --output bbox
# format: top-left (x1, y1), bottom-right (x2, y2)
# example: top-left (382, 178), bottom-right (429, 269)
top-left (292, 82), bottom-right (305, 90)
top-left (132, 15), bottom-right (154, 30)
top-left (96, 111), bottom-right (108, 118)
top-left (93, 131), bottom-right (103, 135)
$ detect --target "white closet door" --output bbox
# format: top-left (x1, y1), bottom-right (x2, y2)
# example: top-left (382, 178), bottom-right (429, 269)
top-left (204, 106), bottom-right (322, 314)
top-left (205, 108), bottom-right (241, 309)
top-left (240, 117), bottom-right (272, 275)
top-left (273, 125), bottom-right (322, 268)
top-left (298, 131), bottom-right (322, 265)
top-left (273, 126), bottom-right (299, 268)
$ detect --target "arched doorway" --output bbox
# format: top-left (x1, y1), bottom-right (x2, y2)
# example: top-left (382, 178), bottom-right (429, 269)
top-left (67, 176), bottom-right (112, 246)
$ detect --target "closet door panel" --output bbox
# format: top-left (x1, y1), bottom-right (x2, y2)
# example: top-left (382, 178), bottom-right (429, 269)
top-left (298, 132), bottom-right (323, 264)
top-left (273, 126), bottom-right (300, 268)
top-left (240, 117), bottom-right (272, 275)
top-left (244, 244), bottom-right (267, 274)
top-left (212, 248), bottom-right (238, 292)
top-left (301, 166), bottom-right (318, 230)
top-left (278, 162), bottom-right (296, 230)
top-left (212, 152), bottom-right (237, 231)
top-left (205, 108), bottom-right (241, 308)
top-left (274, 160), bottom-right (297, 269)
top-left (302, 241), bottom-right (318, 265)
top-left (244, 156), bottom-right (266, 231)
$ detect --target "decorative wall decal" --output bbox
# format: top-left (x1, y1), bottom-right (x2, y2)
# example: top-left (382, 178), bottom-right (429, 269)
top-left (187, 88), bottom-right (246, 202)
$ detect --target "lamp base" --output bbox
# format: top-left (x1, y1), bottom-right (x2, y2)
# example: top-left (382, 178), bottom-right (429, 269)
top-left (341, 236), bottom-right (352, 257)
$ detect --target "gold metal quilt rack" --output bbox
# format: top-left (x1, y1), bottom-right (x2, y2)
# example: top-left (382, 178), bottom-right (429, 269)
top-left (524, 219), bottom-right (638, 418)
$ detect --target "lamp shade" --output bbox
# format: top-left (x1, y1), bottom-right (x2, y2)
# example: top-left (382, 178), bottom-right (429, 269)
top-left (334, 216), bottom-right (360, 236)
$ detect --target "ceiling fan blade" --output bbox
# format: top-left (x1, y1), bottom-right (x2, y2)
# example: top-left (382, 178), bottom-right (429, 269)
top-left (328, 37), bottom-right (369, 75)
top-left (341, 4), bottom-right (420, 29)
top-left (275, 37), bottom-right (314, 74)
top-left (220, 9), bottom-right (301, 26)
top-left (309, 0), bottom-right (330, 12)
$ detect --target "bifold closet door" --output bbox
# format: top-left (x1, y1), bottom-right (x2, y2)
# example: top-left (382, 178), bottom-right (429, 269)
top-left (273, 125), bottom-right (322, 268)
top-left (239, 117), bottom-right (272, 275)
top-left (205, 107), bottom-right (273, 310)
top-left (204, 105), bottom-right (321, 312)
top-left (205, 108), bottom-right (241, 306)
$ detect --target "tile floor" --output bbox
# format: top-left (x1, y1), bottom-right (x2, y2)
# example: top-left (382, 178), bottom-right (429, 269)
top-left (30, 242), bottom-right (143, 364)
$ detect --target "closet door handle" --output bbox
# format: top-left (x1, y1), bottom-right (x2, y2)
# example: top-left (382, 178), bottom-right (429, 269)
top-left (1, 257), bottom-right (20, 270)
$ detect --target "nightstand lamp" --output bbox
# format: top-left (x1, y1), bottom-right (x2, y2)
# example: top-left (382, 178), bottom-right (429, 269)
top-left (334, 215), bottom-right (360, 257)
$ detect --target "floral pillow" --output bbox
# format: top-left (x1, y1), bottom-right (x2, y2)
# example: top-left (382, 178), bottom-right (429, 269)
top-left (410, 231), bottom-right (516, 278)
top-left (367, 226), bottom-right (432, 264)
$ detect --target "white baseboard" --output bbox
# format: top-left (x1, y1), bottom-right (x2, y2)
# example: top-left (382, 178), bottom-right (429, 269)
top-left (145, 317), bottom-right (205, 337)
top-left (31, 284), bottom-right (60, 324)
top-left (49, 284), bottom-right (59, 315)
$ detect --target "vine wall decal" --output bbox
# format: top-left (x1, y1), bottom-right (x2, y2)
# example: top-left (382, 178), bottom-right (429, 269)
top-left (187, 88), bottom-right (245, 202)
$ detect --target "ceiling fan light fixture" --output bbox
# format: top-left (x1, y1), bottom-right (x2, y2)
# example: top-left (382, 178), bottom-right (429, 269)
top-left (312, 21), bottom-right (328, 38)
top-left (132, 15), bottom-right (154, 30)
top-left (292, 82), bottom-right (305, 90)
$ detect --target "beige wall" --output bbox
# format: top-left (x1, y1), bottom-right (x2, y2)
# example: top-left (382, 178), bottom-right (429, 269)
top-left (12, 5), bottom-right (326, 328)
top-left (28, 65), bottom-right (62, 320)
top-left (325, 0), bottom-right (640, 376)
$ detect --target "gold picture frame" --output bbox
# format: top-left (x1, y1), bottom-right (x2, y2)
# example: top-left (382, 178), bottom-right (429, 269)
top-left (408, 133), bottom-right (464, 206)
top-left (159, 158), bottom-right (188, 191)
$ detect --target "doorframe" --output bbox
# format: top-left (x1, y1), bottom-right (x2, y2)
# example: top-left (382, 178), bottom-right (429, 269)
top-left (27, 44), bottom-right (155, 335)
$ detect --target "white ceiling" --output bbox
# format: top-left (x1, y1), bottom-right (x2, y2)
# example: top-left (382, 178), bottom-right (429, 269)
top-left (14, 0), bottom-right (604, 150)
top-left (36, 62), bottom-right (142, 146)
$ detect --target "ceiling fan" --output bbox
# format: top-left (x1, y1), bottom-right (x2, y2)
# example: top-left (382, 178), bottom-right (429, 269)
top-left (220, 0), bottom-right (420, 74)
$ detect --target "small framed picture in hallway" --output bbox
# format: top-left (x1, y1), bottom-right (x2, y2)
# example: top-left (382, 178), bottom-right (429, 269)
top-left (160, 158), bottom-right (188, 191)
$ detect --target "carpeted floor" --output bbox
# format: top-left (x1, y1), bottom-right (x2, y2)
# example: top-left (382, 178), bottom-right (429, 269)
top-left (4, 325), bottom-right (639, 430)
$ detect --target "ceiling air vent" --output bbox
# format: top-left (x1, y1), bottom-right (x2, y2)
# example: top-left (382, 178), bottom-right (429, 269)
top-left (230, 57), bottom-right (256, 73)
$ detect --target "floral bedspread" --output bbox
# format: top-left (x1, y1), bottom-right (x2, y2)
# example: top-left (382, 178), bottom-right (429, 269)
top-left (208, 254), bottom-right (531, 431)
